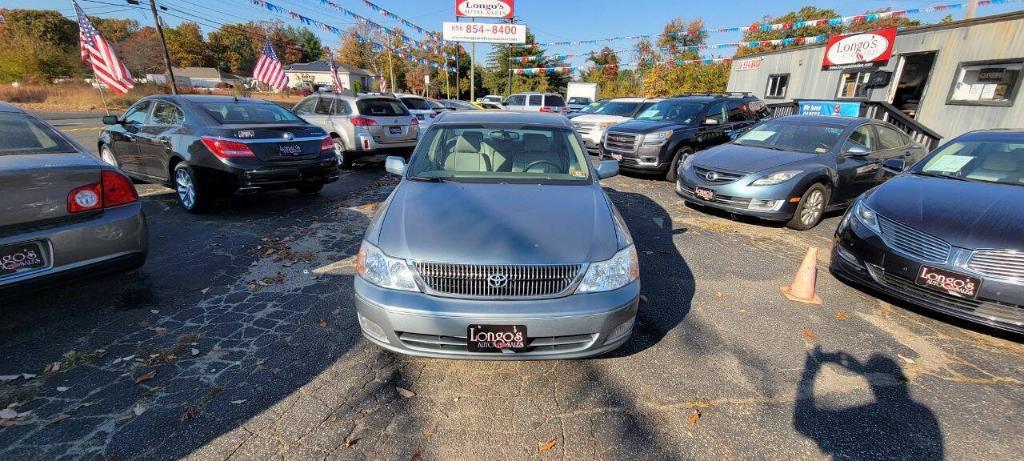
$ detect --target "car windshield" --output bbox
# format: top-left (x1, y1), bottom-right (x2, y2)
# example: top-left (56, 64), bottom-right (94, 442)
top-left (0, 112), bottom-right (76, 155)
top-left (198, 101), bottom-right (302, 124)
top-left (915, 138), bottom-right (1024, 186)
top-left (579, 101), bottom-right (607, 114)
top-left (407, 125), bottom-right (591, 184)
top-left (594, 101), bottom-right (640, 117)
top-left (567, 97), bottom-right (590, 104)
top-left (734, 121), bottom-right (846, 154)
top-left (445, 100), bottom-right (478, 110)
top-left (357, 98), bottom-right (409, 116)
top-left (401, 98), bottom-right (431, 110)
top-left (635, 101), bottom-right (704, 124)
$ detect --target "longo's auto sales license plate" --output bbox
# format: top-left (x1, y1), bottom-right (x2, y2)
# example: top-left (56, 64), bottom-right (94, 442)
top-left (0, 242), bottom-right (46, 279)
top-left (694, 186), bottom-right (716, 201)
top-left (916, 265), bottom-right (981, 299)
top-left (467, 325), bottom-right (527, 353)
top-left (279, 144), bottom-right (303, 155)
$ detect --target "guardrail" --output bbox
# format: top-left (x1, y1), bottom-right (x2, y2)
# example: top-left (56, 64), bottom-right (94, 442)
top-left (764, 100), bottom-right (942, 151)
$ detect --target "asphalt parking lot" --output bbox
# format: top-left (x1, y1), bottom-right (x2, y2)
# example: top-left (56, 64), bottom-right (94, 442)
top-left (1, 114), bottom-right (1022, 460)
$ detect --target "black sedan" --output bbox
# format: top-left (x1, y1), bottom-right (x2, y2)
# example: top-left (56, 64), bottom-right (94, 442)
top-left (676, 115), bottom-right (927, 229)
top-left (831, 129), bottom-right (1023, 334)
top-left (99, 95), bottom-right (339, 212)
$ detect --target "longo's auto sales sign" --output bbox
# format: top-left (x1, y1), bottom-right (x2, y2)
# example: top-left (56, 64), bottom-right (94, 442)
top-left (455, 0), bottom-right (514, 19)
top-left (821, 28), bottom-right (897, 70)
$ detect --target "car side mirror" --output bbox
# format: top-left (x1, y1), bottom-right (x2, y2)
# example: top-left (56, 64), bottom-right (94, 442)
top-left (385, 156), bottom-right (406, 176)
top-left (596, 160), bottom-right (619, 179)
top-left (102, 115), bottom-right (120, 125)
top-left (882, 157), bottom-right (906, 172)
top-left (703, 118), bottom-right (719, 126)
top-left (844, 143), bottom-right (871, 157)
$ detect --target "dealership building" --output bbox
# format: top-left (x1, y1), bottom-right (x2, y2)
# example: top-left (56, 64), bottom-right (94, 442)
top-left (727, 11), bottom-right (1024, 146)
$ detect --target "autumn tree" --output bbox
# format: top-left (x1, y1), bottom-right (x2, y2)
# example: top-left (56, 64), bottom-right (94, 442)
top-left (209, 23), bottom-right (260, 74)
top-left (641, 18), bottom-right (729, 96)
top-left (165, 22), bottom-right (212, 67)
top-left (737, 6), bottom-right (920, 57)
top-left (0, 9), bottom-right (79, 83)
top-left (119, 27), bottom-right (166, 75)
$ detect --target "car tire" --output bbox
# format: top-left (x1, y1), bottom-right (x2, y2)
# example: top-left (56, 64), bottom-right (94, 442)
top-left (173, 162), bottom-right (215, 213)
top-left (296, 182), bottom-right (325, 196)
top-left (665, 146), bottom-right (694, 182)
top-left (334, 140), bottom-right (353, 169)
top-left (787, 183), bottom-right (830, 230)
top-left (100, 144), bottom-right (118, 167)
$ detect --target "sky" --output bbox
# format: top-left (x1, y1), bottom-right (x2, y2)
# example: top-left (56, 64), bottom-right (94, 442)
top-left (8, 0), bottom-right (1024, 68)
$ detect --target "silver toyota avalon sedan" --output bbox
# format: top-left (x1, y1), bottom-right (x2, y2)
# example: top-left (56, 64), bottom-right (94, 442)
top-left (354, 111), bottom-right (639, 359)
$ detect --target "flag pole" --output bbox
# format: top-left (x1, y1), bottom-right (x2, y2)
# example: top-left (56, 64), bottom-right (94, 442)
top-left (95, 82), bottom-right (110, 116)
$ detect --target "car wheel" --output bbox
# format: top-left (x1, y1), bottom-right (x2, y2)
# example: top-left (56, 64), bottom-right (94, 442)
top-left (173, 163), bottom-right (215, 213)
top-left (334, 140), bottom-right (353, 169)
top-left (296, 182), bottom-right (324, 196)
top-left (787, 183), bottom-right (830, 230)
top-left (100, 145), bottom-right (118, 167)
top-left (665, 146), bottom-right (694, 182)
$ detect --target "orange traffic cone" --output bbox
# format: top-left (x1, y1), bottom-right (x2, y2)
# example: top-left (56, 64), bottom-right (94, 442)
top-left (781, 247), bottom-right (823, 305)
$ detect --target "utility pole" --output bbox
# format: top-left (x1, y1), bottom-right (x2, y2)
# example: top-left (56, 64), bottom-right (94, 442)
top-left (147, 0), bottom-right (177, 94)
top-left (965, 0), bottom-right (979, 19)
top-left (507, 16), bottom-right (514, 97)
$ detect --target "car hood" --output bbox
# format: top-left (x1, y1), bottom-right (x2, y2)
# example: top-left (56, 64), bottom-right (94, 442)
top-left (692, 144), bottom-right (819, 174)
top-left (608, 119), bottom-right (688, 134)
top-left (572, 114), bottom-right (632, 124)
top-left (865, 174), bottom-right (1024, 250)
top-left (375, 181), bottom-right (619, 264)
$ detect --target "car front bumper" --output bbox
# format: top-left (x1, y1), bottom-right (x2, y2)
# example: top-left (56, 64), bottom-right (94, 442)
top-left (354, 277), bottom-right (640, 360)
top-left (830, 212), bottom-right (1024, 334)
top-left (674, 177), bottom-right (797, 221)
top-left (0, 202), bottom-right (148, 291)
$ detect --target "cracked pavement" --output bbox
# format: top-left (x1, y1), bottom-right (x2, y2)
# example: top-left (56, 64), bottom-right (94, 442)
top-left (1, 148), bottom-right (1023, 459)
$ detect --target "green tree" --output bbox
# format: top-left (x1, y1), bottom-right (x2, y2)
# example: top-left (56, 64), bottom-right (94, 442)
top-left (165, 22), bottom-right (212, 67)
top-left (0, 9), bottom-right (79, 83)
top-left (90, 16), bottom-right (139, 43)
top-left (209, 23), bottom-right (259, 74)
top-left (642, 18), bottom-right (729, 96)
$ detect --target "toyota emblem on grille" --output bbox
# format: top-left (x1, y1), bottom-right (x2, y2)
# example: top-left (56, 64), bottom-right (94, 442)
top-left (705, 171), bottom-right (719, 181)
top-left (282, 132), bottom-right (295, 141)
top-left (487, 273), bottom-right (508, 288)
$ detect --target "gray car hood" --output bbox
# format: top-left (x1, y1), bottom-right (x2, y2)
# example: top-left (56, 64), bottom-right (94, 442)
top-left (694, 144), bottom-right (819, 174)
top-left (375, 181), bottom-right (619, 264)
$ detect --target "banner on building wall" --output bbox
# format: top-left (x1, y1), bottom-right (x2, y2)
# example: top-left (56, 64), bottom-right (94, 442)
top-left (734, 58), bottom-right (763, 71)
top-left (821, 27), bottom-right (897, 70)
top-left (799, 101), bottom-right (862, 117)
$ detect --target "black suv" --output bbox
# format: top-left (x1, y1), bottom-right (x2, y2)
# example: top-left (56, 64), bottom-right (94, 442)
top-left (601, 94), bottom-right (769, 181)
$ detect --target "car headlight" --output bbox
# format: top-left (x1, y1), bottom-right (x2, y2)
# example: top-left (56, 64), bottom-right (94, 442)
top-left (681, 152), bottom-right (697, 170)
top-left (576, 246), bottom-right (639, 293)
top-left (750, 170), bottom-right (801, 186)
top-left (597, 121), bottom-right (617, 128)
top-left (852, 199), bottom-right (881, 234)
top-left (642, 130), bottom-right (673, 145)
top-left (356, 241), bottom-right (419, 292)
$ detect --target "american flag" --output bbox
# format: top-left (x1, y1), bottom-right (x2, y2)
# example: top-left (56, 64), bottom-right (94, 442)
top-left (253, 40), bottom-right (289, 90)
top-left (74, 1), bottom-right (134, 94)
top-left (379, 77), bottom-right (388, 93)
top-left (324, 48), bottom-right (345, 92)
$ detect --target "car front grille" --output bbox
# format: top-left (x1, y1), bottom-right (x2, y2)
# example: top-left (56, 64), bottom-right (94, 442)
top-left (879, 271), bottom-right (1023, 325)
top-left (692, 166), bottom-right (746, 184)
top-left (396, 332), bottom-right (597, 354)
top-left (573, 122), bottom-right (595, 135)
top-left (413, 262), bottom-right (583, 298)
top-left (604, 132), bottom-right (637, 152)
top-left (967, 250), bottom-right (1024, 282)
top-left (877, 216), bottom-right (951, 263)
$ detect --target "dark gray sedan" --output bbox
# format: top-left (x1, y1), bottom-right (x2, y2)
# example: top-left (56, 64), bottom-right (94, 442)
top-left (676, 116), bottom-right (927, 230)
top-left (354, 111), bottom-right (639, 359)
top-left (0, 103), bottom-right (147, 291)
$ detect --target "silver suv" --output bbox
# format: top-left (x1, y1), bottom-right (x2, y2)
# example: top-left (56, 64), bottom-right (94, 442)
top-left (293, 93), bottom-right (418, 168)
top-left (503, 92), bottom-right (567, 114)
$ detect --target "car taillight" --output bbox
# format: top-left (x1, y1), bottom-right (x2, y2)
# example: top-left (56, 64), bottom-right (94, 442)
top-left (67, 170), bottom-right (138, 213)
top-left (539, 106), bottom-right (554, 113)
top-left (351, 116), bottom-right (377, 127)
top-left (429, 112), bottom-right (437, 119)
top-left (201, 136), bottom-right (256, 158)
top-left (320, 136), bottom-right (334, 153)
top-left (410, 116), bottom-right (419, 126)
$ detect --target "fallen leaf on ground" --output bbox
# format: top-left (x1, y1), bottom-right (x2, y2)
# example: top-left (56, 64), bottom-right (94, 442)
top-left (538, 437), bottom-right (557, 453)
top-left (231, 400), bottom-right (246, 405)
top-left (688, 408), bottom-right (702, 425)
top-left (57, 386), bottom-right (70, 392)
top-left (801, 328), bottom-right (818, 342)
top-left (191, 348), bottom-right (200, 356)
top-left (409, 449), bottom-right (422, 461)
top-left (715, 291), bottom-right (724, 298)
top-left (0, 409), bottom-right (17, 419)
top-left (344, 435), bottom-right (358, 447)
top-left (396, 386), bottom-right (415, 399)
top-left (134, 370), bottom-right (156, 384)
top-left (256, 359), bottom-right (266, 366)
top-left (0, 375), bottom-right (19, 383)
top-left (21, 373), bottom-right (36, 380)
top-left (47, 414), bottom-right (70, 426)
top-left (834, 311), bottom-right (848, 321)
top-left (639, 294), bottom-right (649, 303)
top-left (180, 407), bottom-right (198, 423)
top-left (319, 319), bottom-right (328, 328)
top-left (132, 404), bottom-right (146, 416)
top-left (44, 362), bottom-right (61, 373)
top-left (201, 287), bottom-right (210, 295)
top-left (150, 309), bottom-right (159, 314)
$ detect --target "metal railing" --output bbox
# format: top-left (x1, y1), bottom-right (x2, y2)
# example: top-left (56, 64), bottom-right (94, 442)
top-left (764, 100), bottom-right (943, 150)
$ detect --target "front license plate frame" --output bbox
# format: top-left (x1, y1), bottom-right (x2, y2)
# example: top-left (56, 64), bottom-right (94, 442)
top-left (915, 265), bottom-right (981, 299)
top-left (467, 324), bottom-right (528, 353)
top-left (0, 241), bottom-right (47, 279)
top-left (694, 186), bottom-right (716, 201)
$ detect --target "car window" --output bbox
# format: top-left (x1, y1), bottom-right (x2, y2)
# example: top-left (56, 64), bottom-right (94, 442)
top-left (123, 101), bottom-right (152, 125)
top-left (314, 97), bottom-right (334, 115)
top-left (849, 125), bottom-right (878, 151)
top-left (727, 101), bottom-right (750, 122)
top-left (357, 98), bottom-right (409, 116)
top-left (704, 101), bottom-right (728, 124)
top-left (917, 138), bottom-right (1024, 186)
top-left (506, 95), bottom-right (525, 106)
top-left (594, 101), bottom-right (640, 117)
top-left (635, 101), bottom-right (705, 124)
top-left (734, 120), bottom-right (846, 154)
top-left (293, 97), bottom-right (317, 115)
top-left (528, 95), bottom-right (543, 106)
top-left (150, 102), bottom-right (184, 126)
top-left (400, 97), bottom-right (431, 110)
top-left (198, 101), bottom-right (303, 124)
top-left (0, 112), bottom-right (76, 155)
top-left (545, 95), bottom-right (565, 107)
top-left (332, 99), bottom-right (352, 115)
top-left (567, 97), bottom-right (590, 104)
top-left (877, 125), bottom-right (907, 150)
top-left (635, 102), bottom-right (657, 116)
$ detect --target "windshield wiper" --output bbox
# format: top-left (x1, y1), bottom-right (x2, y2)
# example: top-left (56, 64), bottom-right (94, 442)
top-left (408, 176), bottom-right (446, 183)
top-left (913, 171), bottom-right (969, 182)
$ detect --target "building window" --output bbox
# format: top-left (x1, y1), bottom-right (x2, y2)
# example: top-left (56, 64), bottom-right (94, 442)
top-left (765, 74), bottom-right (789, 99)
top-left (947, 60), bottom-right (1022, 106)
top-left (838, 71), bottom-right (872, 99)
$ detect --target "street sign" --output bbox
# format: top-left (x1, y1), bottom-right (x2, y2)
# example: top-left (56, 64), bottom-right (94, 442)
top-left (455, 0), bottom-right (514, 19)
top-left (442, 22), bottom-right (526, 44)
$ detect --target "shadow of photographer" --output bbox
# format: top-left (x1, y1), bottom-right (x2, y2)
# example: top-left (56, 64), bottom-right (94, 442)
top-left (794, 346), bottom-right (944, 459)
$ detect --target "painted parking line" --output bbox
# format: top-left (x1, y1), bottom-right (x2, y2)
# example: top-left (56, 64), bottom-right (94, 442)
top-left (60, 126), bottom-right (104, 133)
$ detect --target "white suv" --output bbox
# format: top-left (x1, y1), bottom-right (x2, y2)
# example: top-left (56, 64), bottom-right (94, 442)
top-left (571, 98), bottom-right (662, 155)
top-left (503, 93), bottom-right (567, 114)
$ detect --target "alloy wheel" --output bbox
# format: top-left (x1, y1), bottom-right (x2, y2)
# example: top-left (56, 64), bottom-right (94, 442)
top-left (175, 168), bottom-right (196, 209)
top-left (800, 189), bottom-right (825, 226)
top-left (334, 141), bottom-right (345, 166)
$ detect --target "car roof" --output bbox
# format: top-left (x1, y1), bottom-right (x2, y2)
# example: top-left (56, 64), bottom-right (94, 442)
top-left (433, 111), bottom-right (572, 128)
top-left (960, 129), bottom-right (1024, 140)
top-left (149, 95), bottom-right (279, 105)
top-left (0, 101), bottom-right (25, 113)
